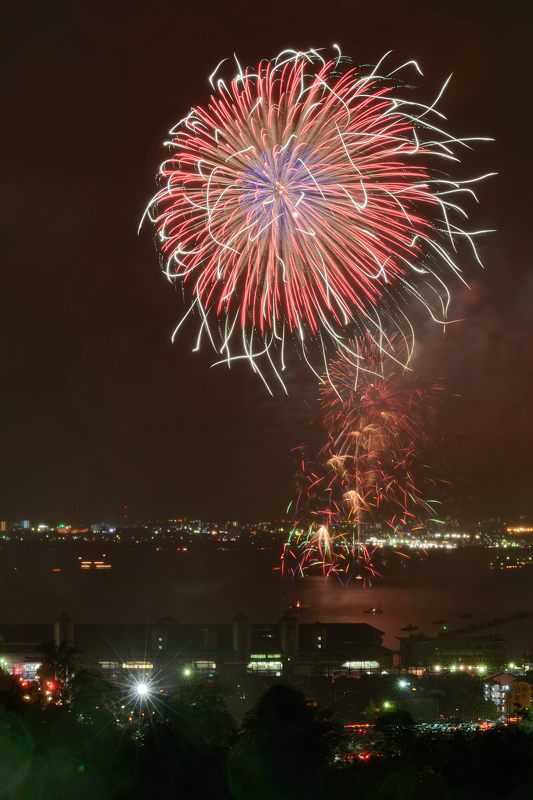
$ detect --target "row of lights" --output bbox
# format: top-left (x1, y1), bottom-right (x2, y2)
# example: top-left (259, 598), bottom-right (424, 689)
top-left (433, 664), bottom-right (487, 674)
top-left (432, 663), bottom-right (521, 674)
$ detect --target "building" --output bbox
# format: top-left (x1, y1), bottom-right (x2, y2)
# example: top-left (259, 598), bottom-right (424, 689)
top-left (399, 632), bottom-right (506, 673)
top-left (484, 672), bottom-right (533, 717)
top-left (0, 613), bottom-right (392, 683)
top-left (0, 614), bottom-right (153, 679)
top-left (153, 614), bottom-right (392, 680)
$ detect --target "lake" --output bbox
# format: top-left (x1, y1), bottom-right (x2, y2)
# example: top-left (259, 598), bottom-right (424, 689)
top-left (1, 542), bottom-right (532, 656)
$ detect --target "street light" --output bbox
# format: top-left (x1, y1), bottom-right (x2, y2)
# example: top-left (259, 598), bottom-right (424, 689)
top-left (135, 681), bottom-right (150, 698)
top-left (398, 679), bottom-right (409, 689)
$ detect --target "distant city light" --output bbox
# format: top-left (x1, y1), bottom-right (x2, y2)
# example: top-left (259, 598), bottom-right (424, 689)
top-left (506, 526), bottom-right (533, 534)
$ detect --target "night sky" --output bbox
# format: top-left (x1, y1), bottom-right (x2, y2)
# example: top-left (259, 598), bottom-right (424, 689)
top-left (2, 0), bottom-right (531, 522)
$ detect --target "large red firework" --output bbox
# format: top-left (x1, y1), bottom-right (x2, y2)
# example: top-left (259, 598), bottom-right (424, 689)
top-left (146, 48), bottom-right (490, 387)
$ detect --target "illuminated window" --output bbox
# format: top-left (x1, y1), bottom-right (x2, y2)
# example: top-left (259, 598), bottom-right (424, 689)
top-left (18, 661), bottom-right (41, 679)
top-left (193, 660), bottom-right (216, 673)
top-left (341, 660), bottom-right (380, 670)
top-left (247, 660), bottom-right (283, 675)
top-left (250, 653), bottom-right (281, 660)
top-left (122, 662), bottom-right (154, 670)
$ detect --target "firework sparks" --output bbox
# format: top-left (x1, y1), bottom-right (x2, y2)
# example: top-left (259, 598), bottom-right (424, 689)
top-left (280, 450), bottom-right (383, 586)
top-left (281, 335), bottom-right (441, 582)
top-left (321, 333), bottom-right (442, 536)
top-left (145, 47), bottom-right (492, 390)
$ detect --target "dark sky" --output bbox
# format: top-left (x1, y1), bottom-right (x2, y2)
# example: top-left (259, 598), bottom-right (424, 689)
top-left (2, 0), bottom-right (531, 522)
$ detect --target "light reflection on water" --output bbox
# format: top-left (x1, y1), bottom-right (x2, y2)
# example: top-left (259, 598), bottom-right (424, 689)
top-left (1, 544), bottom-right (532, 655)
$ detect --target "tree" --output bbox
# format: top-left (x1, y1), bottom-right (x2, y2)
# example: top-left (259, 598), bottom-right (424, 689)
top-left (0, 668), bottom-right (24, 712)
top-left (168, 678), bottom-right (235, 746)
top-left (132, 678), bottom-right (234, 800)
top-left (70, 667), bottom-right (118, 725)
top-left (228, 685), bottom-right (332, 800)
top-left (38, 640), bottom-right (79, 687)
top-left (362, 699), bottom-right (380, 722)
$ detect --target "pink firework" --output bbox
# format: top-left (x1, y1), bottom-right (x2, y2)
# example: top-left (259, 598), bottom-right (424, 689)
top-left (146, 48), bottom-right (491, 387)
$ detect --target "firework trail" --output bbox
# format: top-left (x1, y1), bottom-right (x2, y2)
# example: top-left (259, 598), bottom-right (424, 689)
top-left (280, 453), bottom-right (382, 586)
top-left (321, 333), bottom-right (442, 538)
top-left (281, 335), bottom-right (441, 583)
top-left (144, 47), bottom-right (492, 390)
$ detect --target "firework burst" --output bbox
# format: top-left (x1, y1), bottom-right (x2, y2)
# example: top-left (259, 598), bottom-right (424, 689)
top-left (145, 47), bottom-right (492, 390)
top-left (281, 455), bottom-right (382, 585)
top-left (281, 335), bottom-right (441, 583)
top-left (321, 333), bottom-right (442, 535)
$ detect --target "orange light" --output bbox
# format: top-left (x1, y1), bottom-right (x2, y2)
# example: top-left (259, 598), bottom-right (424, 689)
top-left (345, 722), bottom-right (373, 729)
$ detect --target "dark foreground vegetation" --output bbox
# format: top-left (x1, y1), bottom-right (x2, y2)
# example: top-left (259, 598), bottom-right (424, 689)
top-left (1, 668), bottom-right (533, 799)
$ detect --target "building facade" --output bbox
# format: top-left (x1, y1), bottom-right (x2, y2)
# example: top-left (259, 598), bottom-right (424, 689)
top-left (484, 672), bottom-right (533, 717)
top-left (0, 613), bottom-right (392, 683)
top-left (399, 632), bottom-right (506, 673)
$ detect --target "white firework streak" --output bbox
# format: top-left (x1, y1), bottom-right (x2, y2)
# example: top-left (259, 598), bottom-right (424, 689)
top-left (142, 46), bottom-right (493, 392)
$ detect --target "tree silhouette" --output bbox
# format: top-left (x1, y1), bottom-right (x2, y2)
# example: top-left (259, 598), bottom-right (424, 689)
top-left (38, 640), bottom-right (79, 687)
top-left (229, 685), bottom-right (332, 800)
